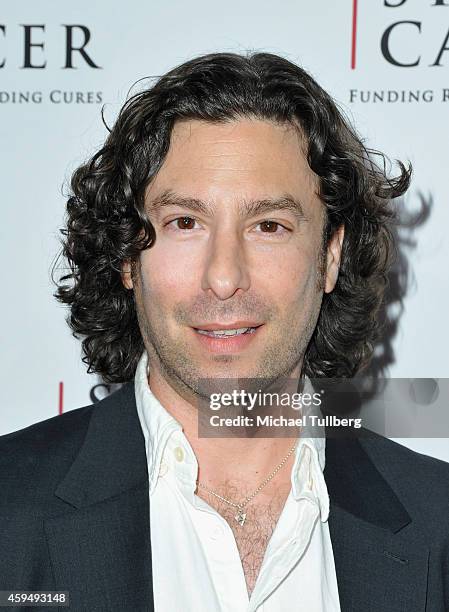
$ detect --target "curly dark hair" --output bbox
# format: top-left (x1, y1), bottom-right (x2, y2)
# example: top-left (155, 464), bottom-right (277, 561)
top-left (54, 50), bottom-right (412, 383)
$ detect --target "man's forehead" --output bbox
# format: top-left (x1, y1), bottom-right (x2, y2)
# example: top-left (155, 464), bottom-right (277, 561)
top-left (145, 117), bottom-right (322, 221)
top-left (151, 118), bottom-right (314, 181)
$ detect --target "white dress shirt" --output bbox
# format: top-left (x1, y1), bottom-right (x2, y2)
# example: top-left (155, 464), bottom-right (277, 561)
top-left (135, 351), bottom-right (341, 611)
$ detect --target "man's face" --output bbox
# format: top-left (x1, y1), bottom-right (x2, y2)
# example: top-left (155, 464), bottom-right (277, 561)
top-left (123, 118), bottom-right (343, 397)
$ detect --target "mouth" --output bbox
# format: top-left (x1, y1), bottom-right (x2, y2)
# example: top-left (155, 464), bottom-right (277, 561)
top-left (196, 326), bottom-right (258, 338)
top-left (191, 323), bottom-right (264, 353)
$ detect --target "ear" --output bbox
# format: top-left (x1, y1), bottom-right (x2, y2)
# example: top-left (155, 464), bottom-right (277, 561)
top-left (324, 224), bottom-right (345, 294)
top-left (121, 259), bottom-right (134, 290)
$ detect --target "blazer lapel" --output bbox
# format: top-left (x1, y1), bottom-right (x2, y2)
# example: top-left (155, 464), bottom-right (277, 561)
top-left (44, 383), bottom-right (154, 612)
top-left (45, 382), bottom-right (429, 612)
top-left (324, 435), bottom-right (429, 612)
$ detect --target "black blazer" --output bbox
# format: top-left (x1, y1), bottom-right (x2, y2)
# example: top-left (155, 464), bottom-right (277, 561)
top-left (1, 382), bottom-right (448, 611)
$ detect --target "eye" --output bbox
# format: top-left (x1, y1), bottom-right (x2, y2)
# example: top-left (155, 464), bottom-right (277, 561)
top-left (255, 220), bottom-right (289, 234)
top-left (167, 216), bottom-right (199, 230)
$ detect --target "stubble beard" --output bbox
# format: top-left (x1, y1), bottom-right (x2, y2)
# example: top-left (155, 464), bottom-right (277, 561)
top-left (133, 274), bottom-right (326, 412)
top-left (131, 224), bottom-right (328, 410)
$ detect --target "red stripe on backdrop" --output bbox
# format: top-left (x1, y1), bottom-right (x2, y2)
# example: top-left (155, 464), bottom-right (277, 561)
top-left (59, 381), bottom-right (64, 415)
top-left (351, 0), bottom-right (358, 69)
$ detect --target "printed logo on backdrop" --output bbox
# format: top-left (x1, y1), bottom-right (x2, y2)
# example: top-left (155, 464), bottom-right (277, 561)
top-left (350, 0), bottom-right (449, 104)
top-left (0, 25), bottom-right (103, 105)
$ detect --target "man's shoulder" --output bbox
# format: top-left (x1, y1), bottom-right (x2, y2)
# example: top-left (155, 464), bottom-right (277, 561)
top-left (359, 430), bottom-right (449, 482)
top-left (358, 432), bottom-right (449, 535)
top-left (0, 382), bottom-right (134, 453)
top-left (0, 400), bottom-right (94, 463)
top-left (0, 402), bottom-right (93, 512)
top-left (0, 383), bottom-right (134, 513)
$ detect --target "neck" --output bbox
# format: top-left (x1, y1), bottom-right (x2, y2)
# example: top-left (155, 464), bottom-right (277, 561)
top-left (147, 360), bottom-right (302, 493)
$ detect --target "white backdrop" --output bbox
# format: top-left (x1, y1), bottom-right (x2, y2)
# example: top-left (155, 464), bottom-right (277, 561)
top-left (1, 0), bottom-right (448, 461)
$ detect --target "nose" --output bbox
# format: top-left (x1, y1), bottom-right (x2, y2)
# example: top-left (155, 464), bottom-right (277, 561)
top-left (201, 227), bottom-right (250, 300)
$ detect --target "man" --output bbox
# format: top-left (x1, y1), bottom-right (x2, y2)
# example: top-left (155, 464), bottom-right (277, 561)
top-left (1, 51), bottom-right (448, 612)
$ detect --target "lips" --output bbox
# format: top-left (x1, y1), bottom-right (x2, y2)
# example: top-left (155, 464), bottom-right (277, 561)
top-left (191, 322), bottom-right (264, 353)
top-left (196, 327), bottom-right (257, 338)
top-left (192, 321), bottom-right (263, 331)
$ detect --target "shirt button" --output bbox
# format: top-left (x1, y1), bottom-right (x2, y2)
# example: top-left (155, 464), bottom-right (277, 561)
top-left (158, 461), bottom-right (168, 477)
top-left (210, 526), bottom-right (224, 540)
top-left (174, 446), bottom-right (184, 462)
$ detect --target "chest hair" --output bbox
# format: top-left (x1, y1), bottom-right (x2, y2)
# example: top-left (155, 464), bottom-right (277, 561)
top-left (196, 482), bottom-right (290, 597)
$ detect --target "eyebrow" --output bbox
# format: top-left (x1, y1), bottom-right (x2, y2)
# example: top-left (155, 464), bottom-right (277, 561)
top-left (147, 189), bottom-right (308, 223)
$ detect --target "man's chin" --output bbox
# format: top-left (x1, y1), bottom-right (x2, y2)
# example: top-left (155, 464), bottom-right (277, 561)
top-left (193, 358), bottom-right (255, 382)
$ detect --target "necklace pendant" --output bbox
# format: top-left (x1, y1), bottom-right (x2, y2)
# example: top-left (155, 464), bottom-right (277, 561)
top-left (235, 508), bottom-right (247, 526)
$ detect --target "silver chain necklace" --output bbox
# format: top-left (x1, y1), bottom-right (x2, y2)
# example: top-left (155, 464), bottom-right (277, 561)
top-left (196, 441), bottom-right (298, 527)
